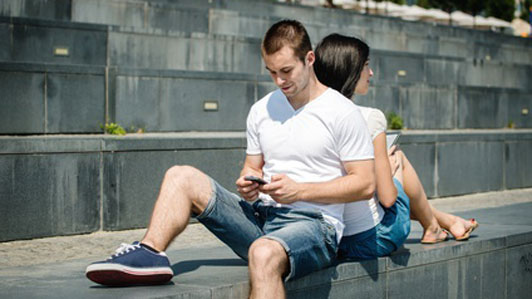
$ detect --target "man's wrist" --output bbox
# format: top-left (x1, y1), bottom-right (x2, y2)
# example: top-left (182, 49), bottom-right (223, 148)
top-left (296, 183), bottom-right (309, 202)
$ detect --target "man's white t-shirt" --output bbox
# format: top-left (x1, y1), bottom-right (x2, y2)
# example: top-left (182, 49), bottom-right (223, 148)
top-left (246, 88), bottom-right (374, 241)
top-left (342, 106), bottom-right (386, 236)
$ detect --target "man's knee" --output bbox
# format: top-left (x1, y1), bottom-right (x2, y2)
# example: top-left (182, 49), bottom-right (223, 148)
top-left (248, 238), bottom-right (288, 274)
top-left (165, 165), bottom-right (200, 181)
top-left (164, 165), bottom-right (212, 211)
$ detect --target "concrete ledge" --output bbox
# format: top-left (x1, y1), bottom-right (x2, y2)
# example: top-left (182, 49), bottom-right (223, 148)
top-left (1, 60), bottom-right (531, 134)
top-left (1, 202), bottom-right (531, 298)
top-left (1, 130), bottom-right (532, 241)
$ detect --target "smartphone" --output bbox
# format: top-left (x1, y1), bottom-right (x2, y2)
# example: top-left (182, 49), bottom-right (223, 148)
top-left (386, 132), bottom-right (400, 150)
top-left (244, 175), bottom-right (268, 185)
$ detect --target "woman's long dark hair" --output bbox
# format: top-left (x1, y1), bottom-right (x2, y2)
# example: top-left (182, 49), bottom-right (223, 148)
top-left (314, 33), bottom-right (369, 99)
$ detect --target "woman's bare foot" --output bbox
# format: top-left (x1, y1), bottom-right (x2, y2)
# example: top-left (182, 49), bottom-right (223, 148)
top-left (420, 226), bottom-right (449, 244)
top-left (446, 216), bottom-right (478, 240)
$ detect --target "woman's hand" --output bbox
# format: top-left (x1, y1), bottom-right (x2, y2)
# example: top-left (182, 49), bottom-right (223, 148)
top-left (388, 145), bottom-right (400, 176)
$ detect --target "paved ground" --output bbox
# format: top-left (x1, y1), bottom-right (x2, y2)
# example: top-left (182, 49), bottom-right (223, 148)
top-left (1, 188), bottom-right (531, 268)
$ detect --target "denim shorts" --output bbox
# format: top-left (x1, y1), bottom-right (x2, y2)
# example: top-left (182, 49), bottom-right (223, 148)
top-left (338, 178), bottom-right (411, 260)
top-left (195, 178), bottom-right (338, 280)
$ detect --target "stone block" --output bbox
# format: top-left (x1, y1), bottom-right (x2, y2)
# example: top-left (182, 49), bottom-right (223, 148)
top-left (46, 73), bottom-right (105, 133)
top-left (386, 250), bottom-right (505, 299)
top-left (387, 260), bottom-right (450, 299)
top-left (0, 22), bottom-right (10, 60)
top-left (288, 275), bottom-right (386, 299)
top-left (356, 85), bottom-right (401, 117)
top-left (10, 21), bottom-right (107, 66)
top-left (0, 71), bottom-right (45, 134)
top-left (0, 0), bottom-right (71, 21)
top-left (108, 30), bottom-right (261, 73)
top-left (148, 5), bottom-right (208, 33)
top-left (438, 37), bottom-right (473, 59)
top-left (424, 57), bottom-right (463, 86)
top-left (71, 0), bottom-right (145, 28)
top-left (0, 135), bottom-right (102, 154)
top-left (374, 53), bottom-right (424, 84)
top-left (457, 87), bottom-right (507, 129)
top-left (364, 29), bottom-right (408, 54)
top-left (102, 149), bottom-right (245, 230)
top-left (398, 143), bottom-right (436, 197)
top-left (208, 9), bottom-right (273, 39)
top-left (463, 60), bottom-right (503, 88)
top-left (506, 244), bottom-right (532, 299)
top-left (504, 90), bottom-right (532, 129)
top-left (256, 81), bottom-right (277, 100)
top-left (502, 43), bottom-right (532, 65)
top-left (404, 34), bottom-right (439, 56)
top-left (0, 153), bottom-right (100, 241)
top-left (505, 141), bottom-right (532, 189)
top-left (437, 141), bottom-right (504, 196)
top-left (501, 63), bottom-right (532, 90)
top-left (400, 85), bottom-right (455, 129)
top-left (114, 74), bottom-right (255, 131)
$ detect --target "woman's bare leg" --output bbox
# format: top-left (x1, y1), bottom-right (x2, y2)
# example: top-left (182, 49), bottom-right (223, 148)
top-left (393, 150), bottom-right (447, 242)
top-left (396, 151), bottom-right (473, 240)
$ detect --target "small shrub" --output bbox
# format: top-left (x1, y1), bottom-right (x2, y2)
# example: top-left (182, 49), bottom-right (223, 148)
top-left (386, 112), bottom-right (404, 130)
top-left (128, 125), bottom-right (145, 134)
top-left (102, 123), bottom-right (126, 135)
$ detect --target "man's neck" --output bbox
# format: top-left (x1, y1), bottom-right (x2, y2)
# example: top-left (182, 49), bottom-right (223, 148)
top-left (287, 77), bottom-right (328, 111)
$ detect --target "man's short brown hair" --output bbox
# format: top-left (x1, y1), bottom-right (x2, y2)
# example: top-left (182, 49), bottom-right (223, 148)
top-left (261, 19), bottom-right (312, 63)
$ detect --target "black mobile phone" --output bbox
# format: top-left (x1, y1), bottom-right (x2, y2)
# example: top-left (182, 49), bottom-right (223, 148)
top-left (244, 175), bottom-right (268, 185)
top-left (386, 132), bottom-right (401, 150)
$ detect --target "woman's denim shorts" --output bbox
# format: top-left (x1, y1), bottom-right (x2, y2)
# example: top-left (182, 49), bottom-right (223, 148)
top-left (338, 178), bottom-right (411, 260)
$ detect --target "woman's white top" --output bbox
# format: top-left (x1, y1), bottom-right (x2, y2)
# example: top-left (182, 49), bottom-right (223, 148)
top-left (342, 106), bottom-right (387, 236)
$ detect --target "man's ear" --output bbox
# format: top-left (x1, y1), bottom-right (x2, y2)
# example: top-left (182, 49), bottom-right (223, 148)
top-left (306, 51), bottom-right (315, 66)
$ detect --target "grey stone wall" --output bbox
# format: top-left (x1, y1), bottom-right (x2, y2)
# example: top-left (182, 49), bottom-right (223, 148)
top-left (1, 130), bottom-right (532, 241)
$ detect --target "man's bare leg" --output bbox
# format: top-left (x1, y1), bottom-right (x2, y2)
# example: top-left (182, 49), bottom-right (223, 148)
top-left (248, 238), bottom-right (289, 299)
top-left (141, 165), bottom-right (213, 252)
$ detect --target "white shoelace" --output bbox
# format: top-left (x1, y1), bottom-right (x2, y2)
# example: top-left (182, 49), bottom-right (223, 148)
top-left (112, 242), bottom-right (140, 257)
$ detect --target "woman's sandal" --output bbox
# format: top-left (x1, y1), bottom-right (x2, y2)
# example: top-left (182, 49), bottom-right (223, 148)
top-left (455, 218), bottom-right (479, 241)
top-left (421, 230), bottom-right (449, 244)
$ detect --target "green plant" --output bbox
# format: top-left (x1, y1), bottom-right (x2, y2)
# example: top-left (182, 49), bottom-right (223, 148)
top-left (102, 122), bottom-right (126, 135)
top-left (507, 120), bottom-right (515, 128)
top-left (128, 125), bottom-right (145, 134)
top-left (386, 112), bottom-right (404, 130)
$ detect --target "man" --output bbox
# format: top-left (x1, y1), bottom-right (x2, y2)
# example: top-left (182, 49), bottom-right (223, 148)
top-left (85, 20), bottom-right (375, 298)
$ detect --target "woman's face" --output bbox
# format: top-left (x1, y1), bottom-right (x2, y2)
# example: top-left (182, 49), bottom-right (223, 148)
top-left (354, 60), bottom-right (373, 95)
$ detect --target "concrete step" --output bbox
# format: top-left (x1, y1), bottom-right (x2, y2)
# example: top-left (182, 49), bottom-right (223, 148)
top-left (1, 130), bottom-right (532, 241)
top-left (2, 60), bottom-right (531, 135)
top-left (1, 16), bottom-right (531, 93)
top-left (2, 1), bottom-right (532, 65)
top-left (1, 199), bottom-right (531, 298)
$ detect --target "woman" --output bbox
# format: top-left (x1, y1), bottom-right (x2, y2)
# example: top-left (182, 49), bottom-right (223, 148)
top-left (314, 33), bottom-right (478, 259)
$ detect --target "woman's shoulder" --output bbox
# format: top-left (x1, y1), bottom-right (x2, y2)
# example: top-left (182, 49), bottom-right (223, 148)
top-left (357, 106), bottom-right (387, 139)
top-left (357, 106), bottom-right (385, 123)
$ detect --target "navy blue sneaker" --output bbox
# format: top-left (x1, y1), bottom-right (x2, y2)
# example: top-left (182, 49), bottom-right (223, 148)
top-left (85, 241), bottom-right (173, 286)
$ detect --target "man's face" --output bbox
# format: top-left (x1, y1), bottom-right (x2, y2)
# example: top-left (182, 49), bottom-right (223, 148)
top-left (263, 46), bottom-right (312, 99)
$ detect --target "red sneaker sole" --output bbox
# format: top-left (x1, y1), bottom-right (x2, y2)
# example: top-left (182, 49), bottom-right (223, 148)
top-left (86, 270), bottom-right (173, 286)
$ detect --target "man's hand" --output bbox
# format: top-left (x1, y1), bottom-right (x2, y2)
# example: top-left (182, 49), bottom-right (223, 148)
top-left (236, 175), bottom-right (261, 201)
top-left (261, 174), bottom-right (301, 204)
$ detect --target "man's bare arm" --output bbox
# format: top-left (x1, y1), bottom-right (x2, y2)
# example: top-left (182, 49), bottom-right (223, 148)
top-left (261, 159), bottom-right (375, 204)
top-left (235, 154), bottom-right (265, 201)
